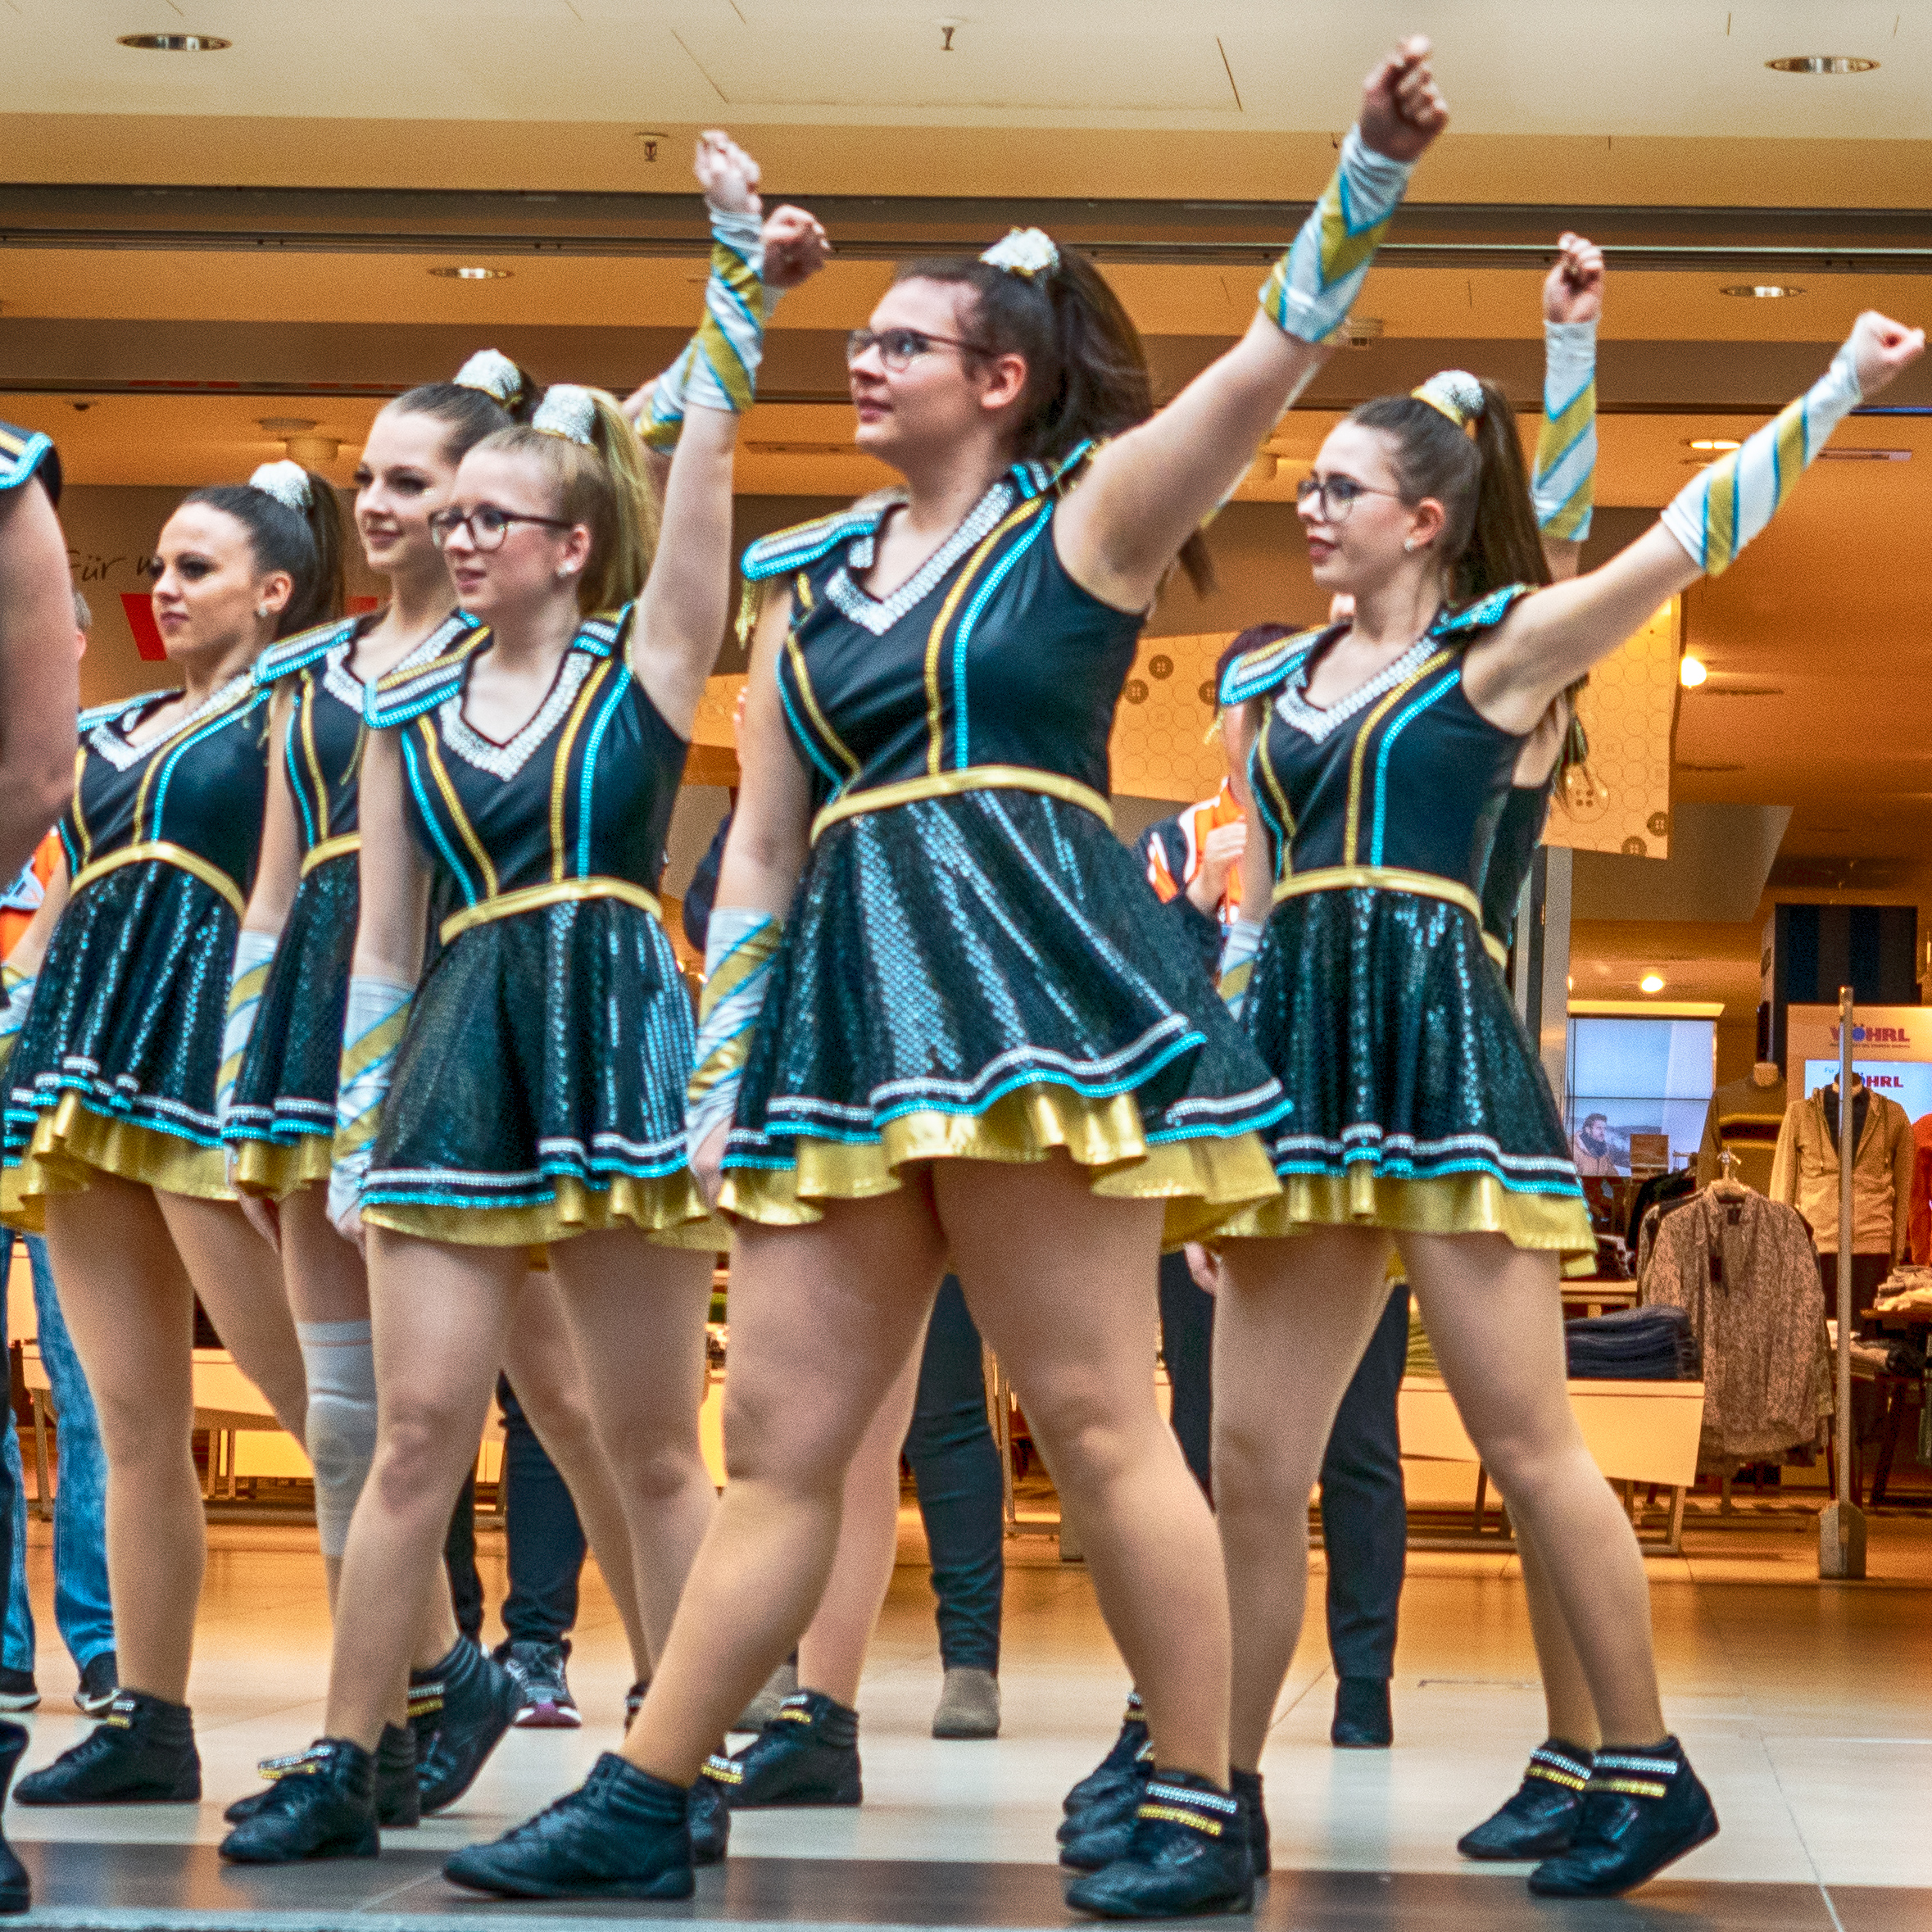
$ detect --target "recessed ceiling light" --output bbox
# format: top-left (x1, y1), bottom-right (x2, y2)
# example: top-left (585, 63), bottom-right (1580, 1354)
top-left (1766, 55), bottom-right (1879, 75)
top-left (1817, 447), bottom-right (1912, 462)
top-left (1685, 438), bottom-right (1742, 451)
top-left (429, 266), bottom-right (511, 281)
top-left (116, 32), bottom-right (230, 50)
top-left (1679, 655), bottom-right (1708, 689)
top-left (1721, 284), bottom-right (1804, 298)
top-left (1640, 973), bottom-right (1667, 993)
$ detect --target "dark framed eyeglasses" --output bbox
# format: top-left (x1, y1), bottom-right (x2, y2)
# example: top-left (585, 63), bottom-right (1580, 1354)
top-left (846, 327), bottom-right (988, 374)
top-left (428, 506), bottom-right (574, 551)
top-left (1294, 473), bottom-right (1404, 524)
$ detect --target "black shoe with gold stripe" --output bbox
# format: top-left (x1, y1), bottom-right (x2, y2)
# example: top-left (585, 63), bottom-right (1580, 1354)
top-left (1064, 1694), bottom-right (1150, 1819)
top-left (1458, 1739), bottom-right (1593, 1860)
top-left (14, 1691), bottom-right (200, 1805)
top-left (1064, 1770), bottom-right (1254, 1919)
top-left (1528, 1739), bottom-right (1717, 1897)
top-left (703, 1690), bottom-right (860, 1808)
top-left (217, 1739), bottom-right (379, 1865)
top-left (226, 1724), bottom-right (418, 1829)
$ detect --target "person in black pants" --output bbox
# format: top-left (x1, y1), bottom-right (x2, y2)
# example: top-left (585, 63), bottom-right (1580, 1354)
top-left (1141, 718), bottom-right (1408, 1748)
top-left (442, 1377), bottom-right (590, 1729)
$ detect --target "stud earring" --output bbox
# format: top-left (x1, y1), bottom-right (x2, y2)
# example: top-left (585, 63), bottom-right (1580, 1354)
top-left (1403, 539), bottom-right (1417, 553)
top-left (256, 604), bottom-right (270, 619)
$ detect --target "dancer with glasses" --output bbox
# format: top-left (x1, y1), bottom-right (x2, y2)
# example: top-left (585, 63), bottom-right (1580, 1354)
top-left (2, 461), bottom-right (342, 1808)
top-left (1204, 275), bottom-right (1921, 1899)
top-left (444, 39), bottom-right (1445, 1919)
top-left (218, 131), bottom-right (822, 1865)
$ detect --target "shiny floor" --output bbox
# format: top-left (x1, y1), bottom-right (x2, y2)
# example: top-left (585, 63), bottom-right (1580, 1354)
top-left (4, 1502), bottom-right (1929, 1929)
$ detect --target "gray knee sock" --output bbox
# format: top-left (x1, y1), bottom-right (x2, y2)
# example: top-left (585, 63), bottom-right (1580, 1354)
top-left (297, 1318), bottom-right (378, 1558)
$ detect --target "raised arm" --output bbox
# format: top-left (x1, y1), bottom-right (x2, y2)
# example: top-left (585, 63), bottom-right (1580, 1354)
top-left (1467, 309), bottom-right (1925, 731)
top-left (631, 138), bottom-right (828, 736)
top-left (0, 474), bottom-right (79, 882)
top-left (329, 725), bottom-right (431, 1240)
top-left (683, 587), bottom-right (814, 1202)
top-left (1057, 39), bottom-right (1447, 612)
top-left (1533, 234), bottom-right (1603, 586)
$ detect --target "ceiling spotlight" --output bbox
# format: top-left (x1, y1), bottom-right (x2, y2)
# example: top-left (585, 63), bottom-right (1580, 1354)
top-left (1766, 55), bottom-right (1879, 75)
top-left (1679, 655), bottom-right (1708, 689)
top-left (116, 32), bottom-right (230, 49)
top-left (285, 433), bottom-right (340, 465)
top-left (1685, 438), bottom-right (1742, 451)
top-left (429, 266), bottom-right (511, 281)
top-left (1721, 284), bottom-right (1804, 298)
top-left (1640, 973), bottom-right (1666, 993)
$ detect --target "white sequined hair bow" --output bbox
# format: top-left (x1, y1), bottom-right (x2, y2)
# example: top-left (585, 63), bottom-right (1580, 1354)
top-left (453, 348), bottom-right (525, 408)
top-left (981, 228), bottom-right (1059, 279)
top-left (1411, 370), bottom-right (1485, 433)
top-left (531, 384), bottom-right (597, 446)
top-left (248, 460), bottom-right (313, 510)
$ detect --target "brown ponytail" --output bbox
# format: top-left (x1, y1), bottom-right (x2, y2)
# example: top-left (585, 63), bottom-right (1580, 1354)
top-left (891, 249), bottom-right (1215, 595)
top-left (1346, 379), bottom-right (1549, 604)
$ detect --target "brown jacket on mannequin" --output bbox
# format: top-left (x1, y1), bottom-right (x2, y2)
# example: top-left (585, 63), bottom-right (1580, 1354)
top-left (1769, 1082), bottom-right (1914, 1256)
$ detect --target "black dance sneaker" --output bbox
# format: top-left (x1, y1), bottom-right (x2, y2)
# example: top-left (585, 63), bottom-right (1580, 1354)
top-left (228, 1723), bottom-right (420, 1829)
top-left (704, 1689), bottom-right (861, 1807)
top-left (1331, 1676), bottom-right (1393, 1748)
top-left (687, 1768), bottom-right (731, 1866)
top-left (218, 1739), bottom-right (379, 1865)
top-left (0, 1669), bottom-right (39, 1714)
top-left (1064, 1770), bottom-right (1254, 1919)
top-left (1064, 1693), bottom-right (1150, 1817)
top-left (1230, 1766), bottom-right (1269, 1875)
top-left (415, 1639), bottom-right (519, 1816)
top-left (497, 1639), bottom-right (580, 1730)
top-left (443, 1753), bottom-right (695, 1901)
top-left (1528, 1739), bottom-right (1718, 1897)
top-left (0, 1719), bottom-right (31, 1913)
top-left (1457, 1739), bottom-right (1593, 1860)
top-left (75, 1651), bottom-right (119, 1718)
top-left (733, 1659), bottom-right (796, 1735)
top-left (15, 1689), bottom-right (201, 1804)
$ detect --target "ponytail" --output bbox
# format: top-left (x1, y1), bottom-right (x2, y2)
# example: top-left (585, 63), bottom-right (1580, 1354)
top-left (1347, 377), bottom-right (1549, 604)
top-left (891, 248), bottom-right (1214, 595)
top-left (178, 465), bottom-right (346, 637)
top-left (473, 386), bottom-right (660, 615)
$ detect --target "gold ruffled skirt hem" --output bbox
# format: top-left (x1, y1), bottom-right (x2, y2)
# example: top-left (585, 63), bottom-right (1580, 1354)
top-left (361, 1170), bottom-right (728, 1254)
top-left (2, 1091), bottom-right (235, 1231)
top-left (229, 1132), bottom-right (334, 1200)
top-left (1212, 1166), bottom-right (1597, 1264)
top-left (719, 1083), bottom-right (1282, 1250)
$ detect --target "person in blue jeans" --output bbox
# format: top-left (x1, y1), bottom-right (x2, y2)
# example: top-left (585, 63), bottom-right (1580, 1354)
top-left (0, 1227), bottom-right (116, 1714)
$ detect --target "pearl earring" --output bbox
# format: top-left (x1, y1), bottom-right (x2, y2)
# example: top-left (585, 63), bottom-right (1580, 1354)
top-left (256, 604), bottom-right (270, 619)
top-left (1403, 539), bottom-right (1418, 554)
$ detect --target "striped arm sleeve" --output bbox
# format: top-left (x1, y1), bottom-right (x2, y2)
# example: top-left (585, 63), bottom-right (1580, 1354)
top-left (686, 909), bottom-right (783, 1168)
top-left (1533, 320), bottom-right (1597, 542)
top-left (1258, 128), bottom-right (1413, 348)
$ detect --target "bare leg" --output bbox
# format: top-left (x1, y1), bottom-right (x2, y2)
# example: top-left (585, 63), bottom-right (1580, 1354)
top-left (796, 1338), bottom-right (926, 1708)
top-left (324, 1231), bottom-right (522, 1749)
top-left (1517, 1521), bottom-right (1600, 1749)
top-left (938, 1157), bottom-right (1231, 1785)
top-left (1212, 1227), bottom-right (1395, 1771)
top-left (623, 1186), bottom-right (946, 1784)
top-left (1400, 1232), bottom-right (1665, 1745)
top-left (44, 1177), bottom-right (203, 1704)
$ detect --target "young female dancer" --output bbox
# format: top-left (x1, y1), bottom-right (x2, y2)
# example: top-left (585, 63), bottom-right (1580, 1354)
top-left (1207, 303), bottom-right (1922, 1898)
top-left (0, 463), bottom-right (342, 1803)
top-left (216, 355), bottom-right (671, 1825)
top-left (217, 131), bottom-right (818, 1865)
top-left (445, 39), bottom-right (1448, 1921)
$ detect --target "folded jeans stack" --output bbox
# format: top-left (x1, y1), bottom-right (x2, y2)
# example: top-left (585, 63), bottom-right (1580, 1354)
top-left (1563, 1307), bottom-right (1701, 1381)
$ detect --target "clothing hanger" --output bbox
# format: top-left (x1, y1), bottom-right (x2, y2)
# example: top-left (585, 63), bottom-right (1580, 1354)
top-left (1710, 1149), bottom-right (1748, 1200)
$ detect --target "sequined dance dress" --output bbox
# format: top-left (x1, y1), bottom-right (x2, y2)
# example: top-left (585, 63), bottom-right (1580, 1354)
top-left (225, 610), bottom-right (478, 1196)
top-left (719, 456), bottom-right (1286, 1248)
top-left (3, 675), bottom-right (272, 1222)
top-left (1217, 586), bottom-right (1593, 1256)
top-left (358, 607), bottom-right (719, 1249)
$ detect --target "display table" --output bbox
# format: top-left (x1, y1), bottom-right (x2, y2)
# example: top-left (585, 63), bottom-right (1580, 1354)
top-left (1399, 1375), bottom-right (1706, 1553)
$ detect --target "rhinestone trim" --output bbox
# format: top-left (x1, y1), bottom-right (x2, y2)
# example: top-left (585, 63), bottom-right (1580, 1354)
top-left (439, 648), bottom-right (597, 780)
top-left (824, 479), bottom-right (1016, 637)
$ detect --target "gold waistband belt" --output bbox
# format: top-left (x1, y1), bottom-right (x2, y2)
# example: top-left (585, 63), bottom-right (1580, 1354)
top-left (440, 876), bottom-right (662, 946)
top-left (300, 832), bottom-right (361, 878)
top-left (70, 841), bottom-right (244, 918)
top-left (810, 765), bottom-right (1113, 846)
top-left (1271, 864), bottom-right (1508, 968)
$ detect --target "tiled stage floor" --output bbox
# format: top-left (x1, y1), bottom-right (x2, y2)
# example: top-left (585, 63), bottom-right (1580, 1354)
top-left (5, 1503), bottom-right (1930, 1930)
